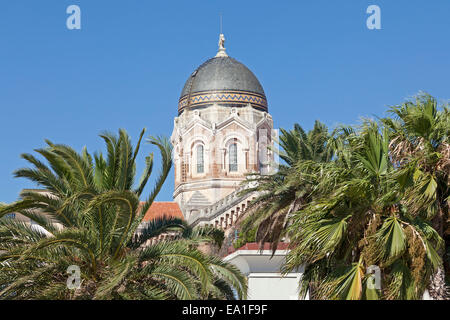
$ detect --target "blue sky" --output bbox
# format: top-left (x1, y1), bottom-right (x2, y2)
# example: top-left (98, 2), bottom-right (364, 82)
top-left (1, 0), bottom-right (449, 203)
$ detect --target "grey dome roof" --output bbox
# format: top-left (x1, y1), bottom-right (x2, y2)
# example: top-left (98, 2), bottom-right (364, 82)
top-left (178, 56), bottom-right (267, 114)
top-left (180, 56), bottom-right (266, 97)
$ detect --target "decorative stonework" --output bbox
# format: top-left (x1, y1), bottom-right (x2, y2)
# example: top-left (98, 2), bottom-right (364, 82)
top-left (171, 104), bottom-right (274, 220)
top-left (215, 33), bottom-right (228, 58)
top-left (172, 36), bottom-right (273, 222)
top-left (178, 90), bottom-right (268, 114)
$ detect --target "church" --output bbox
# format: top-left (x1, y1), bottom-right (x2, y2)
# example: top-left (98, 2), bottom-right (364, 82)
top-left (10, 33), bottom-right (305, 300)
top-left (150, 34), bottom-right (305, 300)
top-left (171, 33), bottom-right (274, 228)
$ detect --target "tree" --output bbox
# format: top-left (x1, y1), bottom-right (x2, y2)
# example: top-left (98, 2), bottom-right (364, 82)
top-left (240, 121), bottom-right (333, 252)
top-left (0, 129), bottom-right (246, 300)
top-left (238, 94), bottom-right (448, 299)
top-left (381, 93), bottom-right (449, 299)
top-left (283, 121), bottom-right (444, 299)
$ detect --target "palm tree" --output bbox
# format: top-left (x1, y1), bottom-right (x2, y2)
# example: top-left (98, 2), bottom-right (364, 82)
top-left (282, 121), bottom-right (443, 299)
top-left (238, 94), bottom-right (448, 300)
top-left (239, 121), bottom-right (333, 252)
top-left (0, 129), bottom-right (246, 300)
top-left (381, 93), bottom-right (449, 299)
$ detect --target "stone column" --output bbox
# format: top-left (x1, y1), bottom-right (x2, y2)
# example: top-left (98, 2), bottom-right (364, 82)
top-left (225, 213), bottom-right (230, 229)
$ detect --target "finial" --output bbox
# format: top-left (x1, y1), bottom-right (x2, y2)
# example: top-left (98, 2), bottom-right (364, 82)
top-left (215, 33), bottom-right (228, 57)
top-left (215, 14), bottom-right (227, 57)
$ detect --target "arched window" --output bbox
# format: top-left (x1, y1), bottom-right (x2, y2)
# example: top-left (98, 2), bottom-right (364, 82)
top-left (196, 145), bottom-right (204, 173)
top-left (229, 143), bottom-right (238, 172)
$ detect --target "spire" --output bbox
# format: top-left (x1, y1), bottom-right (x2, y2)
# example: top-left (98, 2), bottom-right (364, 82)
top-left (215, 14), bottom-right (228, 57)
top-left (215, 33), bottom-right (228, 57)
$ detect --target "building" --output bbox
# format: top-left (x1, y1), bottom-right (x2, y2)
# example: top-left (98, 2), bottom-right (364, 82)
top-left (168, 34), bottom-right (304, 300)
top-left (171, 34), bottom-right (275, 228)
top-left (4, 34), bottom-right (304, 300)
top-left (224, 243), bottom-right (306, 300)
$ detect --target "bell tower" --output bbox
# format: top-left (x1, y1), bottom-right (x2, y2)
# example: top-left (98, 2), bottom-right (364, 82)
top-left (171, 35), bottom-right (274, 220)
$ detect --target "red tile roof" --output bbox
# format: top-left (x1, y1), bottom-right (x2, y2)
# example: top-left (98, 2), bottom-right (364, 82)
top-left (140, 202), bottom-right (184, 222)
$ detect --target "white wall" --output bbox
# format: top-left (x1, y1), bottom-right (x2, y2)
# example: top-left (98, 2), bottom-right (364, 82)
top-left (224, 249), bottom-right (307, 300)
top-left (247, 273), bottom-right (302, 300)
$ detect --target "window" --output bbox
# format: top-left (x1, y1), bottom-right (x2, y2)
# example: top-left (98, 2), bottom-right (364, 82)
top-left (229, 143), bottom-right (238, 172)
top-left (196, 145), bottom-right (204, 173)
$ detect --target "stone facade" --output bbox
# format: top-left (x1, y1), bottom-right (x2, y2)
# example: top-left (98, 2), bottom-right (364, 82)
top-left (171, 103), bottom-right (273, 222)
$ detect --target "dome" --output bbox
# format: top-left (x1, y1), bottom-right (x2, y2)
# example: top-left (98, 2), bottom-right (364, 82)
top-left (178, 35), bottom-right (267, 115)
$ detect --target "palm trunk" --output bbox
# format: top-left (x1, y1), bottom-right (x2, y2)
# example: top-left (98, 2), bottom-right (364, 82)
top-left (428, 267), bottom-right (448, 300)
top-left (428, 204), bottom-right (449, 300)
